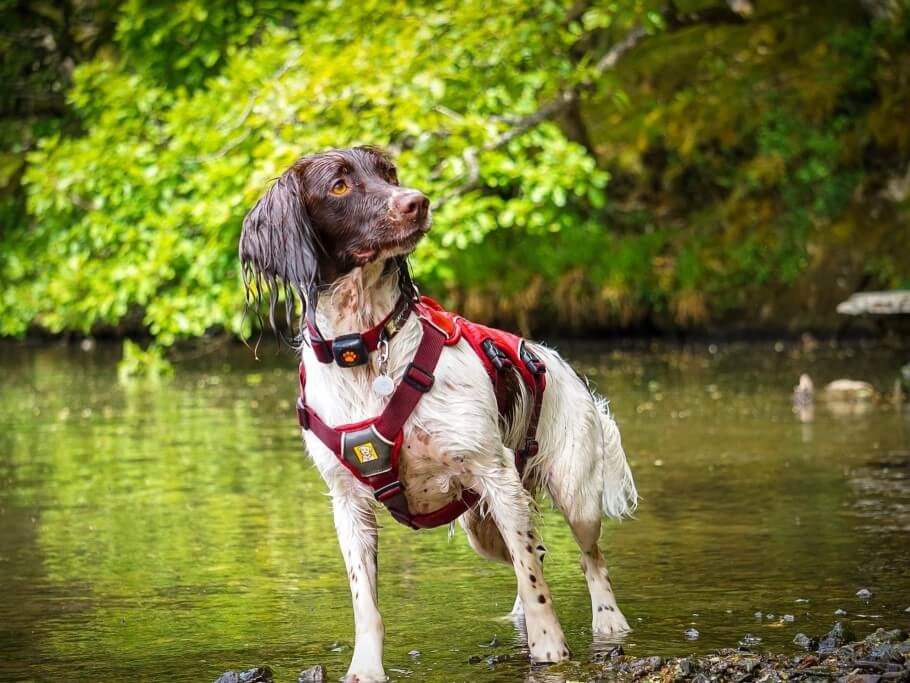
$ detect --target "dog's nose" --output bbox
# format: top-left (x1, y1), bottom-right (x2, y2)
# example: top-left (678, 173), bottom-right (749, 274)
top-left (393, 191), bottom-right (429, 222)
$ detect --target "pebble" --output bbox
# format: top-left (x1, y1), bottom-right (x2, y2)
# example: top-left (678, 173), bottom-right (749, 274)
top-left (684, 628), bottom-right (700, 640)
top-left (818, 621), bottom-right (856, 654)
top-left (793, 633), bottom-right (817, 650)
top-left (782, 614), bottom-right (795, 623)
top-left (297, 665), bottom-right (325, 683)
top-left (740, 633), bottom-right (763, 647)
top-left (857, 588), bottom-right (873, 600)
top-left (213, 667), bottom-right (273, 683)
top-left (835, 608), bottom-right (848, 616)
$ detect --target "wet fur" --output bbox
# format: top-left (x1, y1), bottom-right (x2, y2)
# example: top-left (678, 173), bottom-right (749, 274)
top-left (240, 147), bottom-right (638, 683)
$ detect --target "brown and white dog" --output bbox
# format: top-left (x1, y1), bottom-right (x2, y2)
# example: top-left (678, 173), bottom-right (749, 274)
top-left (239, 146), bottom-right (637, 683)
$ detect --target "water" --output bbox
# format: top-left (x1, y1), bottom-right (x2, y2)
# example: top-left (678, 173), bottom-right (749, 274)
top-left (1, 339), bottom-right (908, 682)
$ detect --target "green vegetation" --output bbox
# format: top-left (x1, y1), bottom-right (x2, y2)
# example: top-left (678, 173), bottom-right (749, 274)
top-left (1, 0), bottom-right (908, 350)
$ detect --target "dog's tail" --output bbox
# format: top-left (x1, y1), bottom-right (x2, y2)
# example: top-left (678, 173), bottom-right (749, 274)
top-left (595, 396), bottom-right (638, 519)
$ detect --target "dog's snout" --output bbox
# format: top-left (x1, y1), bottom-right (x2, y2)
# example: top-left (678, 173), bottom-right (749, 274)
top-left (393, 191), bottom-right (429, 222)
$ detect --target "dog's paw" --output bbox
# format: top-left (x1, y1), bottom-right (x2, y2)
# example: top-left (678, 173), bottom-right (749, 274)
top-left (526, 622), bottom-right (571, 663)
top-left (343, 669), bottom-right (387, 683)
top-left (592, 604), bottom-right (631, 635)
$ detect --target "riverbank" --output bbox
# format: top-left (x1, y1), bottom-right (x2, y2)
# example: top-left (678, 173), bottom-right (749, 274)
top-left (215, 622), bottom-right (910, 682)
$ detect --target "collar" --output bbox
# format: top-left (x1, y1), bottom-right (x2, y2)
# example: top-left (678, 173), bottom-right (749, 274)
top-left (307, 295), bottom-right (413, 367)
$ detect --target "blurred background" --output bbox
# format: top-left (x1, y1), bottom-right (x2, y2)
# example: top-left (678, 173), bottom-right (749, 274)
top-left (2, 0), bottom-right (908, 354)
top-left (1, 2), bottom-right (909, 682)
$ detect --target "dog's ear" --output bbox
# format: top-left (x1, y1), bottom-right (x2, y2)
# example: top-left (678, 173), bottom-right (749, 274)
top-left (239, 167), bottom-right (320, 332)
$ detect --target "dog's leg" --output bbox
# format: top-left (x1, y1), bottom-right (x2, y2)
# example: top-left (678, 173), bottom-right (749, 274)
top-left (331, 487), bottom-right (386, 683)
top-left (477, 447), bottom-right (570, 663)
top-left (567, 515), bottom-right (630, 635)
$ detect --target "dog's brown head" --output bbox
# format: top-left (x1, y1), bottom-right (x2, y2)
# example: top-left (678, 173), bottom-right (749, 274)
top-left (239, 146), bottom-right (429, 323)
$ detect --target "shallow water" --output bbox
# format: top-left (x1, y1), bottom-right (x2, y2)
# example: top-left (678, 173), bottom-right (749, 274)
top-left (1, 339), bottom-right (909, 682)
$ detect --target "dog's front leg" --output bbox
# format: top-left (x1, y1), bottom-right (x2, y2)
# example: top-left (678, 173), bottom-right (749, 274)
top-left (331, 485), bottom-right (386, 683)
top-left (479, 447), bottom-right (571, 663)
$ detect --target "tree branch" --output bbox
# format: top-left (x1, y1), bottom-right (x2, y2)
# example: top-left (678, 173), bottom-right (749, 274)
top-left (433, 3), bottom-right (751, 208)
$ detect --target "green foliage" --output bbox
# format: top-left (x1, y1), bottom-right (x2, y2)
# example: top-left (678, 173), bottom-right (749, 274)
top-left (1, 0), bottom-right (908, 343)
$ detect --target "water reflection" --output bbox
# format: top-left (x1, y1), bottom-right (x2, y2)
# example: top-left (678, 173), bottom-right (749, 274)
top-left (0, 340), bottom-right (908, 682)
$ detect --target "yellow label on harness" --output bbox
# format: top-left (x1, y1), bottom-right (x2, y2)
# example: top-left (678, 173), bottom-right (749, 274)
top-left (353, 442), bottom-right (380, 463)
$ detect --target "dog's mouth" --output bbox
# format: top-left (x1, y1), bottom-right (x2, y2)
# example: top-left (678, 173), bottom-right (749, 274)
top-left (351, 220), bottom-right (430, 265)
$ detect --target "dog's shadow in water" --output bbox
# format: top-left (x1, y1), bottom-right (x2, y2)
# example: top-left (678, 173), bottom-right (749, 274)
top-left (502, 611), bottom-right (630, 682)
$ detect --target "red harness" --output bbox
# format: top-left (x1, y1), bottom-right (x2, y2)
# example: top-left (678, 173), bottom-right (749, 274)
top-left (296, 296), bottom-right (546, 529)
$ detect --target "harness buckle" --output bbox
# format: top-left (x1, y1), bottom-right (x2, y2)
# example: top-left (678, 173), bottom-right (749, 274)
top-left (296, 397), bottom-right (310, 429)
top-left (403, 363), bottom-right (435, 393)
top-left (332, 333), bottom-right (370, 367)
top-left (481, 338), bottom-right (513, 371)
top-left (519, 343), bottom-right (546, 375)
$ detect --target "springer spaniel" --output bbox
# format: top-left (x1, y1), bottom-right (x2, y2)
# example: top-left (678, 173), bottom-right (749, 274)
top-left (239, 146), bottom-right (637, 683)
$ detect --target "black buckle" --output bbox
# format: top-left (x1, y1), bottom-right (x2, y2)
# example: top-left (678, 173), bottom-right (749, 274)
top-left (481, 338), bottom-right (513, 371)
top-left (296, 397), bottom-right (310, 429)
top-left (332, 333), bottom-right (369, 367)
top-left (403, 363), bottom-right (434, 393)
top-left (519, 343), bottom-right (546, 375)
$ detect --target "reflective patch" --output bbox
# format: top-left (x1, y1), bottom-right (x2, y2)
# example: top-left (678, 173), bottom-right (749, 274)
top-left (353, 442), bottom-right (379, 463)
top-left (342, 425), bottom-right (394, 477)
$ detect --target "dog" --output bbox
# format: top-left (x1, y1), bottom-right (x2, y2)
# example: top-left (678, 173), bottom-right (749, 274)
top-left (239, 146), bottom-right (637, 683)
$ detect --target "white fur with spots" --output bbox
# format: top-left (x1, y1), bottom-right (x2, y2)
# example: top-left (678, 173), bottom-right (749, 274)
top-left (300, 261), bottom-right (637, 680)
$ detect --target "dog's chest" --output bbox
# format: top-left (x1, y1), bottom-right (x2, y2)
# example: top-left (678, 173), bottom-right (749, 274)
top-left (398, 428), bottom-right (469, 514)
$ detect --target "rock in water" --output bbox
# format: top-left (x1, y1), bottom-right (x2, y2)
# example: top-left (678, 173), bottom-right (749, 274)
top-left (819, 621), bottom-right (856, 653)
top-left (297, 665), bottom-right (326, 683)
top-left (793, 633), bottom-right (817, 650)
top-left (684, 628), bottom-right (700, 640)
top-left (214, 667), bottom-right (273, 683)
top-left (856, 588), bottom-right (873, 600)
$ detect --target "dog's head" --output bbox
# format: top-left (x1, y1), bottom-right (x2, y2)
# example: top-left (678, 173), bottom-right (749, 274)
top-left (239, 146), bottom-right (430, 321)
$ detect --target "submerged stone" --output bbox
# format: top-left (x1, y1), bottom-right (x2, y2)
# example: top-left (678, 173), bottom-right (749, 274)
top-left (819, 622), bottom-right (857, 653)
top-left (793, 633), bottom-right (817, 650)
top-left (740, 633), bottom-right (762, 648)
top-left (856, 588), bottom-right (873, 600)
top-left (213, 666), bottom-right (273, 683)
top-left (297, 665), bottom-right (325, 683)
top-left (684, 627), bottom-right (701, 640)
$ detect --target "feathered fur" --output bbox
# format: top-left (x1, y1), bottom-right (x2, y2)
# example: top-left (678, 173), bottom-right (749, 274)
top-left (239, 147), bottom-right (637, 683)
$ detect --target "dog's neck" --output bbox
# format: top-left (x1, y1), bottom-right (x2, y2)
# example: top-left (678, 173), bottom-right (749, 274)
top-left (312, 259), bottom-right (400, 338)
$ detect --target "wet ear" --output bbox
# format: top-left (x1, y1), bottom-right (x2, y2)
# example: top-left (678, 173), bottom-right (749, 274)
top-left (239, 168), bottom-right (320, 330)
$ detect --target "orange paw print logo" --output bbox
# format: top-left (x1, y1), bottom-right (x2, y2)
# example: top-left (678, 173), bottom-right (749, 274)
top-left (340, 350), bottom-right (359, 364)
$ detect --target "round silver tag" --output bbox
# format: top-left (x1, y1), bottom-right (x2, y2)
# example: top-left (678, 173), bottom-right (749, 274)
top-left (372, 375), bottom-right (395, 397)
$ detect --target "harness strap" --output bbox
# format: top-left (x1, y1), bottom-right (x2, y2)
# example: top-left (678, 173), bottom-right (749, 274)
top-left (515, 342), bottom-right (546, 472)
top-left (296, 308), bottom-right (548, 530)
top-left (299, 318), bottom-right (471, 529)
top-left (307, 295), bottom-right (412, 366)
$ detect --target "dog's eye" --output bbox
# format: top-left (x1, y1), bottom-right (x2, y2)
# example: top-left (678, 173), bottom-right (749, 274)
top-left (330, 180), bottom-right (349, 196)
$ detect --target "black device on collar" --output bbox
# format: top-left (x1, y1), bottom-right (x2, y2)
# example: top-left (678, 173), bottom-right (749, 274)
top-left (331, 334), bottom-right (371, 367)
